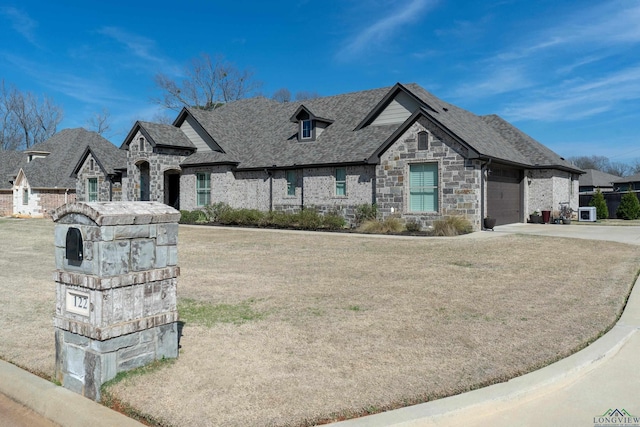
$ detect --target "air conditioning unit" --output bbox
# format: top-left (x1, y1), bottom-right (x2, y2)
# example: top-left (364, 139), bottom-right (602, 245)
top-left (578, 206), bottom-right (596, 222)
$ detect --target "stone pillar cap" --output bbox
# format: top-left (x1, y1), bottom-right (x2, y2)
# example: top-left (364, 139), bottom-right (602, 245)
top-left (51, 202), bottom-right (181, 226)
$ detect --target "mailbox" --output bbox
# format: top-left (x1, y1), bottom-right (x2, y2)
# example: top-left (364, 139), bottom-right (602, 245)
top-left (51, 201), bottom-right (180, 401)
top-left (65, 227), bottom-right (83, 264)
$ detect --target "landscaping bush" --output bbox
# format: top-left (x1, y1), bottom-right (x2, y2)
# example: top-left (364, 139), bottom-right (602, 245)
top-left (322, 211), bottom-right (347, 230)
top-left (616, 191), bottom-right (640, 220)
top-left (405, 220), bottom-right (422, 232)
top-left (431, 216), bottom-right (473, 236)
top-left (204, 202), bottom-right (232, 222)
top-left (589, 189), bottom-right (609, 220)
top-left (180, 210), bottom-right (205, 224)
top-left (218, 208), bottom-right (265, 225)
top-left (263, 211), bottom-right (294, 228)
top-left (355, 203), bottom-right (377, 225)
top-left (294, 208), bottom-right (323, 230)
top-left (357, 216), bottom-right (404, 234)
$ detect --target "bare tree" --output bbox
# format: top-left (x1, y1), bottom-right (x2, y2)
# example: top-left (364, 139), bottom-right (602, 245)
top-left (153, 54), bottom-right (261, 111)
top-left (86, 108), bottom-right (112, 136)
top-left (0, 80), bottom-right (63, 150)
top-left (295, 90), bottom-right (321, 101)
top-left (272, 88), bottom-right (291, 103)
top-left (605, 161), bottom-right (631, 177)
top-left (568, 155), bottom-right (611, 171)
top-left (631, 159), bottom-right (640, 175)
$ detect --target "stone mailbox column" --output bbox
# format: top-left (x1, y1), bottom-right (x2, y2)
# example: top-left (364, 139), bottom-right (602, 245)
top-left (51, 201), bottom-right (180, 401)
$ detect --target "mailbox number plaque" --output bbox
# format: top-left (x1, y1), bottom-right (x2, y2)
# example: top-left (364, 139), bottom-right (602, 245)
top-left (66, 290), bottom-right (90, 316)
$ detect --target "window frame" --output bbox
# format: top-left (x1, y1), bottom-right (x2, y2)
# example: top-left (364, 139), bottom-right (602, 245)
top-left (139, 137), bottom-right (145, 152)
top-left (301, 119), bottom-right (313, 140)
top-left (417, 131), bottom-right (429, 150)
top-left (22, 188), bottom-right (28, 205)
top-left (335, 167), bottom-right (347, 196)
top-left (285, 170), bottom-right (296, 196)
top-left (408, 163), bottom-right (439, 213)
top-left (87, 178), bottom-right (98, 202)
top-left (196, 172), bottom-right (211, 207)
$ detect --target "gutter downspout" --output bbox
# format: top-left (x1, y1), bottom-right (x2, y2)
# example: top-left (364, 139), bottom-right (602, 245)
top-left (265, 169), bottom-right (273, 212)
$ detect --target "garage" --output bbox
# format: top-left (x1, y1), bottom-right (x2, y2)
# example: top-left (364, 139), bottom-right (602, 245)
top-left (487, 165), bottom-right (523, 225)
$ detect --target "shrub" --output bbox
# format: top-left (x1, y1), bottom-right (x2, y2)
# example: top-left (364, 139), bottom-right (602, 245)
top-left (405, 220), bottom-right (422, 232)
top-left (355, 203), bottom-right (377, 225)
top-left (589, 189), bottom-right (609, 220)
top-left (203, 202), bottom-right (232, 222)
top-left (263, 211), bottom-right (294, 228)
top-left (180, 210), bottom-right (205, 224)
top-left (323, 211), bottom-right (347, 230)
top-left (294, 208), bottom-right (323, 230)
top-left (431, 216), bottom-right (473, 236)
top-left (357, 216), bottom-right (404, 234)
top-left (216, 208), bottom-right (264, 225)
top-left (616, 191), bottom-right (640, 220)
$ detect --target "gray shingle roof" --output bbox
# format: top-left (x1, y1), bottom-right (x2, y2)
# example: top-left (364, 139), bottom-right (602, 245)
top-left (580, 169), bottom-right (621, 187)
top-left (0, 150), bottom-right (24, 190)
top-left (18, 128), bottom-right (125, 189)
top-left (177, 83), bottom-right (580, 173)
top-left (138, 121), bottom-right (196, 149)
top-left (613, 173), bottom-right (640, 184)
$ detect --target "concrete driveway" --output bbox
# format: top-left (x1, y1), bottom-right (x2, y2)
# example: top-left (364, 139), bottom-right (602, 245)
top-left (492, 222), bottom-right (640, 246)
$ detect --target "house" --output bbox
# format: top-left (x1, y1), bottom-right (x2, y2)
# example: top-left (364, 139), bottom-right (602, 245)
top-left (0, 128), bottom-right (126, 217)
top-left (612, 173), bottom-right (640, 192)
top-left (115, 83), bottom-right (581, 229)
top-left (579, 169), bottom-right (620, 194)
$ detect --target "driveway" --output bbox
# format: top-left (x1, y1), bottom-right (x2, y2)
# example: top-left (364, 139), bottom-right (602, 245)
top-left (493, 222), bottom-right (640, 246)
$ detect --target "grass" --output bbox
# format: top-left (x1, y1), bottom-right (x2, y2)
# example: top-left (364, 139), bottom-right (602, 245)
top-left (178, 298), bottom-right (266, 326)
top-left (1, 218), bottom-right (639, 427)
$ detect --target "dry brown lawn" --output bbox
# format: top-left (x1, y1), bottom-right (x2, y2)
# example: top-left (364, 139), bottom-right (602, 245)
top-left (1, 219), bottom-right (639, 426)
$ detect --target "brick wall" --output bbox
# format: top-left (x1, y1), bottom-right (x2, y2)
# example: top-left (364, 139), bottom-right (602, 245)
top-left (527, 169), bottom-right (579, 218)
top-left (0, 191), bottom-right (11, 216)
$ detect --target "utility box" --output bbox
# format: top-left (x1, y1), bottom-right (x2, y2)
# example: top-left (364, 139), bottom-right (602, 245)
top-left (578, 206), bottom-right (597, 222)
top-left (51, 202), bottom-right (180, 401)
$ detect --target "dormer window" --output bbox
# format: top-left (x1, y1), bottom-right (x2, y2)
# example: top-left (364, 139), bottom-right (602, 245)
top-left (290, 105), bottom-right (334, 142)
top-left (301, 119), bottom-right (312, 139)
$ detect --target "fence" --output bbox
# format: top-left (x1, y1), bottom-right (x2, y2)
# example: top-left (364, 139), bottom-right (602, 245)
top-left (579, 191), bottom-right (640, 219)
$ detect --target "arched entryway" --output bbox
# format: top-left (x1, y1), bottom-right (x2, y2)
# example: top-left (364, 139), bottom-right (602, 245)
top-left (137, 161), bottom-right (150, 201)
top-left (164, 169), bottom-right (181, 209)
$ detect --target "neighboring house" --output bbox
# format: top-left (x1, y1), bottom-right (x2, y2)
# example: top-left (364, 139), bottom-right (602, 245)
top-left (578, 169), bottom-right (620, 194)
top-left (612, 173), bottom-right (640, 192)
top-left (0, 151), bottom-right (23, 216)
top-left (116, 83), bottom-right (581, 229)
top-left (0, 128), bottom-right (126, 217)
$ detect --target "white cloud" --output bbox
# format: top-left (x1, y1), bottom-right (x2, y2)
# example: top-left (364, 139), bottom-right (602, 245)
top-left (97, 27), bottom-right (164, 64)
top-left (0, 7), bottom-right (39, 46)
top-left (452, 67), bottom-right (532, 99)
top-left (335, 0), bottom-right (438, 60)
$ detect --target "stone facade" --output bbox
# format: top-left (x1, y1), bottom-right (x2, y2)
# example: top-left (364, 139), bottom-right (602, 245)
top-left (76, 153), bottom-right (123, 202)
top-left (125, 132), bottom-right (190, 203)
top-left (52, 202), bottom-right (180, 401)
top-left (527, 169), bottom-right (580, 218)
top-left (377, 118), bottom-right (481, 230)
top-left (0, 191), bottom-right (11, 216)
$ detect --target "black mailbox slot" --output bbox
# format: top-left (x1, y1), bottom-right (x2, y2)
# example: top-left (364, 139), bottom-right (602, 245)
top-left (65, 227), bottom-right (83, 265)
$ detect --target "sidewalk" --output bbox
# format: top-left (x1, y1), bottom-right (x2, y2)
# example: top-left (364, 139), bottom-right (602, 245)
top-left (330, 224), bottom-right (640, 427)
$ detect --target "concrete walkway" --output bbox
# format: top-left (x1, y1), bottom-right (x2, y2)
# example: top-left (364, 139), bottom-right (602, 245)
top-left (331, 223), bottom-right (640, 427)
top-left (1, 223), bottom-right (639, 426)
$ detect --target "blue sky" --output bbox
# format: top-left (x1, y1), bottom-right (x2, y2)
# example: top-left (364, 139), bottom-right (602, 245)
top-left (1, 0), bottom-right (639, 164)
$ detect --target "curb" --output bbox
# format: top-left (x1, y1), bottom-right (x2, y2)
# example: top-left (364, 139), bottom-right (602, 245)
top-left (0, 360), bottom-right (143, 427)
top-left (329, 273), bottom-right (640, 427)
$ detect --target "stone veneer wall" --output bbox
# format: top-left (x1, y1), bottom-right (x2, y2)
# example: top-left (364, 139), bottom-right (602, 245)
top-left (52, 202), bottom-right (180, 401)
top-left (377, 117), bottom-right (482, 230)
top-left (76, 154), bottom-right (111, 202)
top-left (527, 169), bottom-right (579, 217)
top-left (126, 132), bottom-right (190, 202)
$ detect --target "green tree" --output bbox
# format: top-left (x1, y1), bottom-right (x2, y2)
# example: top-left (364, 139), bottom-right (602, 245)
top-left (616, 191), bottom-right (640, 220)
top-left (589, 189), bottom-right (609, 220)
